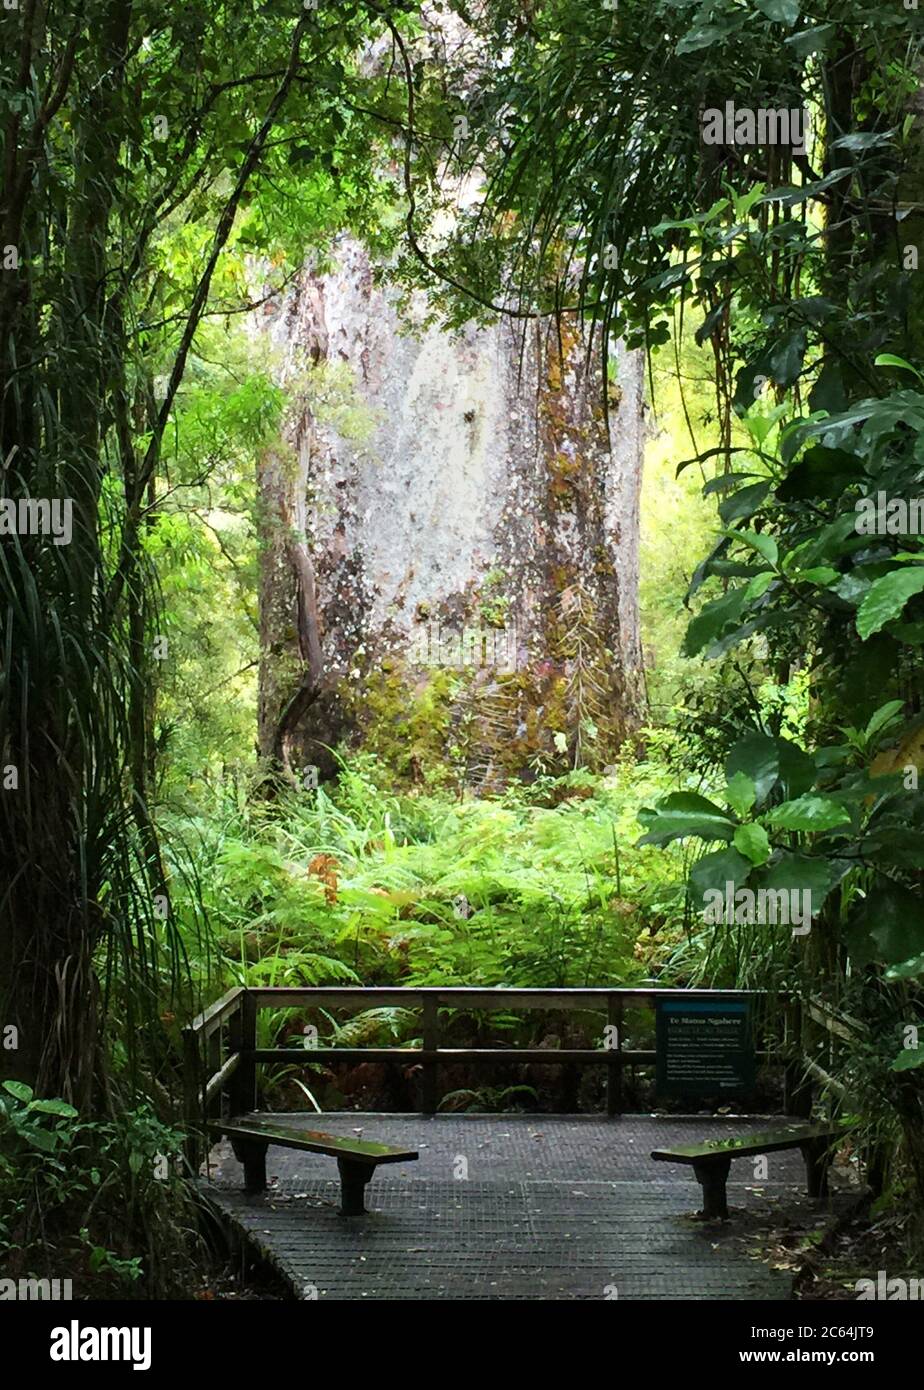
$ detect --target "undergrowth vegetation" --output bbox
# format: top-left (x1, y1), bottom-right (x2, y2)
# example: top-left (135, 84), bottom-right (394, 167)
top-left (165, 750), bottom-right (691, 1044)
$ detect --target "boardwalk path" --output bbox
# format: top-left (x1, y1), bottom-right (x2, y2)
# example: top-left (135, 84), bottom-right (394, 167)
top-left (204, 1114), bottom-right (806, 1300)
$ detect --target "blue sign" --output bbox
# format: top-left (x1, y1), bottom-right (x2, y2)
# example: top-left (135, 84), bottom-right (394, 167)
top-left (656, 1000), bottom-right (755, 1099)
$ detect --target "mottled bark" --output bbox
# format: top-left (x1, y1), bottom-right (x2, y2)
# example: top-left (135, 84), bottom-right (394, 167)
top-left (257, 439), bottom-right (328, 782)
top-left (256, 237), bottom-right (646, 784)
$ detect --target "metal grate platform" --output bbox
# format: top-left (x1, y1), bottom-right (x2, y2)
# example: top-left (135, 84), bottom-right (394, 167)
top-left (203, 1114), bottom-right (810, 1300)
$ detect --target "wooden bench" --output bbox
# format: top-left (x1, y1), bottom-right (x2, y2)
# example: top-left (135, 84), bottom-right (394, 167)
top-left (209, 1117), bottom-right (419, 1215)
top-left (651, 1121), bottom-right (846, 1220)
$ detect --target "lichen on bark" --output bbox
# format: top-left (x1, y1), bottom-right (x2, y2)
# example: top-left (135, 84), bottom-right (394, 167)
top-left (256, 237), bottom-right (647, 787)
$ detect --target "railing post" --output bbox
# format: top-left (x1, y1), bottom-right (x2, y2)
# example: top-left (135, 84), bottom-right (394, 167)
top-left (227, 999), bottom-right (242, 1118)
top-left (206, 1026), bottom-right (221, 1122)
top-left (182, 1027), bottom-right (203, 1172)
top-left (231, 990), bottom-right (257, 1116)
top-left (422, 995), bottom-right (439, 1115)
top-left (606, 994), bottom-right (623, 1117)
top-left (783, 996), bottom-right (812, 1117)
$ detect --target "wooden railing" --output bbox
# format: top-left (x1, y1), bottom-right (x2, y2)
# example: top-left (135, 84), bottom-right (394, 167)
top-left (800, 998), bottom-right (861, 1101)
top-left (182, 985), bottom-right (776, 1160)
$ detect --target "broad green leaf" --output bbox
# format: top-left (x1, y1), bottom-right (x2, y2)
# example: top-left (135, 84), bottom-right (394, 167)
top-left (863, 827), bottom-right (924, 871)
top-left (893, 622), bottom-right (924, 645)
top-left (708, 615), bottom-right (765, 658)
top-left (703, 471), bottom-right (761, 497)
top-left (732, 528), bottom-right (778, 568)
top-left (733, 823), bottom-right (771, 866)
top-left (735, 356), bottom-right (774, 412)
top-left (890, 1047), bottom-right (924, 1072)
top-left (793, 566), bottom-right (839, 586)
top-left (885, 952), bottom-right (924, 980)
top-left (857, 569), bottom-right (924, 640)
top-left (756, 853), bottom-right (850, 908)
top-left (784, 22), bottom-right (835, 57)
top-left (865, 700), bottom-right (905, 742)
top-left (725, 731), bottom-right (779, 804)
top-left (732, 184), bottom-right (767, 222)
top-left (776, 738), bottom-right (816, 799)
top-left (718, 481), bottom-right (771, 525)
top-left (767, 795), bottom-right (850, 831)
top-left (2, 1080), bottom-right (32, 1103)
top-left (832, 131), bottom-right (895, 153)
top-left (794, 512), bottom-right (861, 568)
top-left (767, 170), bottom-right (852, 217)
top-left (745, 571), bottom-right (775, 599)
top-left (676, 19), bottom-right (745, 54)
top-left (770, 327), bottom-right (807, 386)
top-left (682, 587), bottom-right (749, 657)
top-left (690, 846), bottom-right (752, 904)
top-left (637, 791), bottom-right (735, 846)
top-left (848, 882), bottom-right (924, 966)
top-left (696, 301), bottom-right (732, 347)
top-left (874, 353), bottom-right (921, 379)
top-left (808, 360), bottom-right (847, 414)
top-left (649, 790), bottom-right (736, 820)
top-left (755, 0), bottom-right (800, 24)
top-left (25, 1129), bottom-right (57, 1153)
top-left (725, 770), bottom-right (756, 818)
top-left (776, 446), bottom-right (856, 502)
top-left (28, 1098), bottom-right (78, 1118)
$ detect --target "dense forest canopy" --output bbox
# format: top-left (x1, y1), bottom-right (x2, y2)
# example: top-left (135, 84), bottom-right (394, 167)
top-left (3, 0), bottom-right (924, 1305)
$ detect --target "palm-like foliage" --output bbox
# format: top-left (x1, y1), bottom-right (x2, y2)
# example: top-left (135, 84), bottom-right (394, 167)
top-left (0, 0), bottom-right (397, 1105)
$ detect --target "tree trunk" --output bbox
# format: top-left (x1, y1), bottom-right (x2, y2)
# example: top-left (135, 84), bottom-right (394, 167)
top-left (256, 238), bottom-right (646, 786)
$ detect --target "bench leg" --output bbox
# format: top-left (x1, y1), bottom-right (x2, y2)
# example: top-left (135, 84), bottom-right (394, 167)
top-left (230, 1137), bottom-right (268, 1194)
top-left (337, 1158), bottom-right (375, 1216)
top-left (692, 1157), bottom-right (731, 1220)
top-left (801, 1138), bottom-right (830, 1199)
